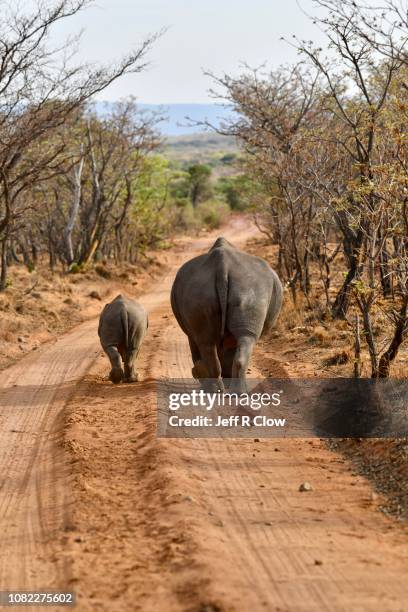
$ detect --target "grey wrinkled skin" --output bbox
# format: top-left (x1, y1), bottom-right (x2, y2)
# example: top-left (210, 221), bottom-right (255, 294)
top-left (98, 294), bottom-right (148, 384)
top-left (171, 237), bottom-right (283, 393)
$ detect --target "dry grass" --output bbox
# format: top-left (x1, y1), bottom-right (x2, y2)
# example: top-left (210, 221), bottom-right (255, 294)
top-left (0, 256), bottom-right (166, 370)
top-left (246, 236), bottom-right (408, 379)
top-left (322, 349), bottom-right (351, 367)
top-left (309, 326), bottom-right (332, 347)
top-left (247, 236), bottom-right (408, 520)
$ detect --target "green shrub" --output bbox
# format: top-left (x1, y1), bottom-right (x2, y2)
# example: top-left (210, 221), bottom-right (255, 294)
top-left (196, 200), bottom-right (230, 229)
top-left (69, 262), bottom-right (83, 274)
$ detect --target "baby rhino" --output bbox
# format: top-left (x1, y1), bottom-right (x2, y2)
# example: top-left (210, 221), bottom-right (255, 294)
top-left (98, 294), bottom-right (148, 384)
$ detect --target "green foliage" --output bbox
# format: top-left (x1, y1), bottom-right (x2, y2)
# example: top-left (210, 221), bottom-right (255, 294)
top-left (68, 262), bottom-right (83, 274)
top-left (128, 155), bottom-right (183, 248)
top-left (175, 202), bottom-right (199, 231)
top-left (216, 174), bottom-right (255, 211)
top-left (187, 164), bottom-right (213, 208)
top-left (220, 152), bottom-right (237, 164)
top-left (196, 199), bottom-right (230, 229)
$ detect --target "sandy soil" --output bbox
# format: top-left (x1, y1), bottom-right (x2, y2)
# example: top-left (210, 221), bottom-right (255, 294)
top-left (0, 218), bottom-right (407, 612)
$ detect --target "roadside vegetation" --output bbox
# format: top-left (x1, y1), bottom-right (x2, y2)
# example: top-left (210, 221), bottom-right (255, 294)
top-left (0, 0), bottom-right (246, 364)
top-left (1, 0), bottom-right (407, 381)
top-left (0, 0), bottom-right (247, 299)
top-left (214, 0), bottom-right (408, 378)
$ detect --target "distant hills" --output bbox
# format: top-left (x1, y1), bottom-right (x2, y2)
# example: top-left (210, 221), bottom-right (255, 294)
top-left (163, 133), bottom-right (238, 168)
top-left (94, 102), bottom-right (236, 136)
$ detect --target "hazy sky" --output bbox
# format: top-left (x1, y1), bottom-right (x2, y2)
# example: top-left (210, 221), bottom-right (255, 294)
top-left (52, 0), bottom-right (324, 104)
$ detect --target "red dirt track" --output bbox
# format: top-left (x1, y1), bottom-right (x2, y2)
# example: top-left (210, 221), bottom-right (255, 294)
top-left (0, 218), bottom-right (407, 611)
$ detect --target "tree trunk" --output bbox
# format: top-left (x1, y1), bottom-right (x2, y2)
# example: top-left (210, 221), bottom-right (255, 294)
top-left (353, 314), bottom-right (361, 378)
top-left (332, 231), bottom-right (364, 319)
top-left (0, 237), bottom-right (8, 291)
top-left (379, 244), bottom-right (392, 297)
top-left (81, 238), bottom-right (100, 267)
top-left (65, 150), bottom-right (84, 265)
top-left (378, 295), bottom-right (408, 377)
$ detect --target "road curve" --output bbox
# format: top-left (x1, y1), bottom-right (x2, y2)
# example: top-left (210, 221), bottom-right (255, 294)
top-left (0, 218), bottom-right (257, 603)
top-left (1, 218), bottom-right (407, 612)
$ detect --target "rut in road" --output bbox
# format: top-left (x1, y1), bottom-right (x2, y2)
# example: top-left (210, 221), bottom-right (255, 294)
top-left (0, 323), bottom-right (99, 591)
top-left (0, 218), bottom-right (257, 608)
top-left (153, 322), bottom-right (408, 611)
top-left (66, 222), bottom-right (407, 611)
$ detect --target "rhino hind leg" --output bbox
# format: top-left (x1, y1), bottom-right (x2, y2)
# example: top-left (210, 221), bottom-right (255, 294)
top-left (197, 344), bottom-right (224, 392)
top-left (188, 337), bottom-right (202, 379)
top-left (105, 346), bottom-right (124, 384)
top-left (123, 348), bottom-right (140, 383)
top-left (231, 335), bottom-right (256, 394)
top-left (219, 347), bottom-right (235, 381)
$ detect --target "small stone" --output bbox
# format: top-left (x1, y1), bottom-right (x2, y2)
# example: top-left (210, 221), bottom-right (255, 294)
top-left (254, 438), bottom-right (260, 443)
top-left (299, 481), bottom-right (313, 492)
top-left (314, 559), bottom-right (323, 566)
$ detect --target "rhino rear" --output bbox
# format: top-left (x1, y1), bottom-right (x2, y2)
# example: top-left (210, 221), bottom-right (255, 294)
top-left (98, 294), bottom-right (148, 384)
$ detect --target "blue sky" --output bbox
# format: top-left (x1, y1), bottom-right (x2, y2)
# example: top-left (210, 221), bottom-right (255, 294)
top-left (52, 0), bottom-right (324, 104)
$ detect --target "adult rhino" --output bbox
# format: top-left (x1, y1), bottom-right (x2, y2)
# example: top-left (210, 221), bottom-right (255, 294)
top-left (171, 237), bottom-right (283, 392)
top-left (98, 294), bottom-right (148, 384)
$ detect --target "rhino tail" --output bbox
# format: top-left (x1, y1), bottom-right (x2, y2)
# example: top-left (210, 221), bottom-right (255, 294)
top-left (216, 258), bottom-right (228, 338)
top-left (121, 306), bottom-right (129, 349)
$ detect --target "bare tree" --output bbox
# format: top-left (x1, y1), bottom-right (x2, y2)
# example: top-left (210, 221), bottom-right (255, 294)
top-left (0, 0), bottom-right (160, 289)
top-left (211, 2), bottom-right (408, 375)
top-left (75, 99), bottom-right (162, 266)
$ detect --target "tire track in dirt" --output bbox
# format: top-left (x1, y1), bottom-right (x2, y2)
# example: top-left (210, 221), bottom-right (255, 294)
top-left (152, 320), bottom-right (408, 611)
top-left (66, 221), bottom-right (407, 611)
top-left (1, 218), bottom-right (407, 612)
top-left (0, 219), bottom-right (256, 611)
top-left (0, 323), bottom-right (100, 597)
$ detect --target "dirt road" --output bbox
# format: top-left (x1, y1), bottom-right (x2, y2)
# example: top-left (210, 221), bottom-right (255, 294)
top-left (0, 219), bottom-right (407, 611)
